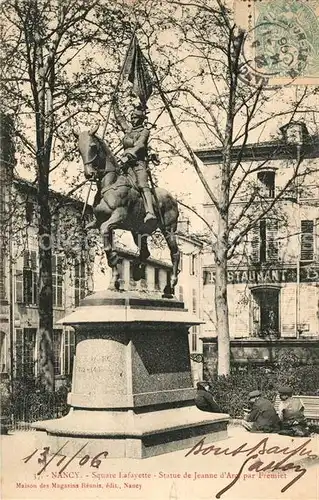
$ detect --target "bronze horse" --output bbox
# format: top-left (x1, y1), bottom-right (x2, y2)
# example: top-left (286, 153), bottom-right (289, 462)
top-left (74, 125), bottom-right (180, 294)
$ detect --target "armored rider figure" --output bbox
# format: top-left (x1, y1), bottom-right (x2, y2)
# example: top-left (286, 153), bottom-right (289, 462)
top-left (113, 98), bottom-right (157, 228)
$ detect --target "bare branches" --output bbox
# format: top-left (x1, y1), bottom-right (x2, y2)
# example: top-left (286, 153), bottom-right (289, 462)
top-left (150, 57), bottom-right (220, 210)
top-left (177, 199), bottom-right (216, 237)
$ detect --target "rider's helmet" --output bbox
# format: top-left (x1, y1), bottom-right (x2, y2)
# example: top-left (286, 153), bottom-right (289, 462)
top-left (130, 102), bottom-right (148, 122)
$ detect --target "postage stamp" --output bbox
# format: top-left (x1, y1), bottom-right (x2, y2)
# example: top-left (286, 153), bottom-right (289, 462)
top-left (234, 0), bottom-right (319, 87)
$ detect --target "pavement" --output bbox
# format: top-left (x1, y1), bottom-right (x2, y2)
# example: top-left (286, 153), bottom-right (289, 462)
top-left (1, 426), bottom-right (318, 500)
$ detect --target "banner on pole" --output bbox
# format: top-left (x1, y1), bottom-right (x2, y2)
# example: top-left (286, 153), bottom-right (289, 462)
top-left (123, 36), bottom-right (153, 105)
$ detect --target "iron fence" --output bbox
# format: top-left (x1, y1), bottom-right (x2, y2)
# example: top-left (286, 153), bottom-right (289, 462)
top-left (8, 390), bottom-right (69, 431)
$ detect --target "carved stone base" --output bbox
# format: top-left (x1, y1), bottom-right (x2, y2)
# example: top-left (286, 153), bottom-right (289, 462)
top-left (33, 407), bottom-right (228, 459)
top-left (32, 290), bottom-right (229, 458)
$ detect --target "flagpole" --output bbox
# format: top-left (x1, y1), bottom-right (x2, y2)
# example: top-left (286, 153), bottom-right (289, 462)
top-left (82, 22), bottom-right (139, 221)
top-left (101, 24), bottom-right (138, 140)
top-left (81, 181), bottom-right (92, 219)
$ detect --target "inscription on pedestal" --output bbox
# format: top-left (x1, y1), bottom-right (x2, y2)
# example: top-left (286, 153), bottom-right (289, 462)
top-left (75, 355), bottom-right (109, 374)
top-left (72, 339), bottom-right (127, 396)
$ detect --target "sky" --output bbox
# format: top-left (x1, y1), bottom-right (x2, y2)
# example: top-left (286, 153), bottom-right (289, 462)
top-left (11, 0), bottom-right (319, 236)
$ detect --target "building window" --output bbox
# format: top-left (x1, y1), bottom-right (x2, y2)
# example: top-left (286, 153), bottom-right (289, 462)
top-left (179, 252), bottom-right (183, 272)
top-left (25, 200), bottom-right (35, 224)
top-left (63, 329), bottom-right (75, 376)
top-left (15, 250), bottom-right (38, 304)
top-left (74, 260), bottom-right (87, 307)
top-left (251, 288), bottom-right (280, 338)
top-left (179, 285), bottom-right (184, 302)
top-left (0, 331), bottom-right (6, 373)
top-left (257, 171), bottom-right (275, 198)
top-left (140, 264), bottom-right (147, 288)
top-left (191, 326), bottom-right (198, 352)
top-left (129, 261), bottom-right (137, 287)
top-left (192, 289), bottom-right (197, 314)
top-left (190, 254), bottom-right (198, 275)
top-left (53, 330), bottom-right (62, 375)
top-left (0, 257), bottom-right (6, 302)
top-left (15, 328), bottom-right (36, 378)
top-left (300, 220), bottom-right (314, 261)
top-left (251, 219), bottom-right (279, 263)
top-left (117, 259), bottom-right (124, 281)
top-left (178, 219), bottom-right (190, 234)
top-left (154, 267), bottom-right (160, 290)
top-left (203, 269), bottom-right (213, 285)
top-left (52, 254), bottom-right (64, 308)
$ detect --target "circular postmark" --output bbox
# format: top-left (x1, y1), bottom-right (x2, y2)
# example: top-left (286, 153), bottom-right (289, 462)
top-left (239, 0), bottom-right (319, 88)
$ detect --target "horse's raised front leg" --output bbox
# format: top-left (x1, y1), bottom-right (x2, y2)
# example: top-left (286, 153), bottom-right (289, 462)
top-left (100, 208), bottom-right (126, 291)
top-left (86, 188), bottom-right (102, 230)
top-left (163, 226), bottom-right (180, 297)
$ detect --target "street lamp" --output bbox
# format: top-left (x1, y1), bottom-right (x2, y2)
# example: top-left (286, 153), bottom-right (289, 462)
top-left (279, 121), bottom-right (309, 338)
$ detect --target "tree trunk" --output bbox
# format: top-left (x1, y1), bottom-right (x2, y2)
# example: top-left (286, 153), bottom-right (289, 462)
top-left (214, 215), bottom-right (230, 376)
top-left (37, 163), bottom-right (54, 392)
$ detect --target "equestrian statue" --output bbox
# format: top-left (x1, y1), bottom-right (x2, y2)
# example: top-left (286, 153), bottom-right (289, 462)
top-left (73, 100), bottom-right (180, 296)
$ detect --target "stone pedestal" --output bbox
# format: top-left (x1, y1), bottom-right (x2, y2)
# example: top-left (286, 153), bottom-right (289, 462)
top-left (33, 290), bottom-right (229, 458)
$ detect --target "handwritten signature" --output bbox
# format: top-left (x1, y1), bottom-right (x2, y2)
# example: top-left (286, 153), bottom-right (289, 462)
top-left (185, 436), bottom-right (318, 497)
top-left (23, 442), bottom-right (108, 476)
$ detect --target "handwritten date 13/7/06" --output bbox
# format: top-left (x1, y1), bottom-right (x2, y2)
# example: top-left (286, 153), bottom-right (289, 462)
top-left (23, 442), bottom-right (108, 476)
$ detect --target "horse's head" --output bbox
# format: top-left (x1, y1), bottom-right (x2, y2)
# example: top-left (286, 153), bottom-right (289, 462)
top-left (73, 124), bottom-right (106, 181)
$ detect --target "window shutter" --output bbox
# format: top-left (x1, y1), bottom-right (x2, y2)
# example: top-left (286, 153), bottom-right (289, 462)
top-left (52, 255), bottom-right (56, 273)
top-left (23, 250), bottom-right (30, 269)
top-left (154, 268), bottom-right (160, 290)
top-left (192, 289), bottom-right (197, 314)
top-left (15, 271), bottom-right (24, 303)
top-left (15, 329), bottom-right (24, 377)
top-left (257, 171), bottom-right (275, 198)
top-left (179, 252), bottom-right (183, 272)
top-left (24, 328), bottom-right (36, 376)
top-left (53, 330), bottom-right (62, 375)
top-left (250, 293), bottom-right (260, 337)
top-left (301, 220), bottom-right (314, 261)
top-left (25, 201), bottom-right (34, 224)
top-left (57, 255), bottom-right (63, 273)
top-left (203, 270), bottom-right (210, 285)
top-left (63, 329), bottom-right (76, 376)
top-left (266, 219), bottom-right (279, 261)
top-left (23, 269), bottom-right (33, 304)
top-left (251, 223), bottom-right (260, 263)
top-left (33, 272), bottom-right (38, 305)
top-left (74, 260), bottom-right (79, 279)
top-left (191, 327), bottom-right (197, 352)
top-left (30, 251), bottom-right (37, 270)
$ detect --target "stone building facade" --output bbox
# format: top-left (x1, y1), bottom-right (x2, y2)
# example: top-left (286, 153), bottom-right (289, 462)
top-left (0, 174), bottom-right (204, 386)
top-left (196, 125), bottom-right (319, 372)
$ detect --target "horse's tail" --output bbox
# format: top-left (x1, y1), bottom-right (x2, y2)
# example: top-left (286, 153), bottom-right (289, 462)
top-left (153, 188), bottom-right (179, 230)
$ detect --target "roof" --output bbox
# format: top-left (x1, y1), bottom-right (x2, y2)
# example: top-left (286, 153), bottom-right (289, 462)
top-left (195, 137), bottom-right (319, 165)
top-left (13, 177), bottom-right (205, 244)
top-left (13, 176), bottom-right (89, 211)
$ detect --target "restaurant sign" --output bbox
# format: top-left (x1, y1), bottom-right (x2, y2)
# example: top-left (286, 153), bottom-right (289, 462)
top-left (205, 265), bottom-right (319, 285)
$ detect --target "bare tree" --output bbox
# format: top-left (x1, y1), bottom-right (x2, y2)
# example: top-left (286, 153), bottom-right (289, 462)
top-left (0, 0), bottom-right (128, 390)
top-left (130, 0), bottom-right (319, 375)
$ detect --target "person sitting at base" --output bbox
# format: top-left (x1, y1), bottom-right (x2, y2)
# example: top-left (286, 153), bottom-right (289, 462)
top-left (195, 382), bottom-right (221, 413)
top-left (277, 386), bottom-right (310, 437)
top-left (242, 390), bottom-right (280, 433)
